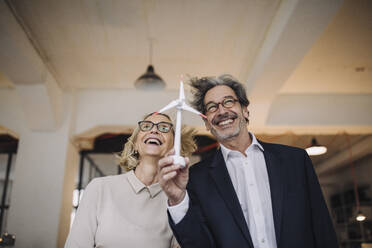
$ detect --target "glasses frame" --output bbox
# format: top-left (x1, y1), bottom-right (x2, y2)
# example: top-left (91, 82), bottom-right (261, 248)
top-left (138, 120), bottom-right (173, 133)
top-left (205, 97), bottom-right (239, 114)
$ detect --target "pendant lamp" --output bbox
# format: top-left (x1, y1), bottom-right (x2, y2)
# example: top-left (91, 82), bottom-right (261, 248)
top-left (135, 40), bottom-right (165, 90)
top-left (305, 138), bottom-right (327, 156)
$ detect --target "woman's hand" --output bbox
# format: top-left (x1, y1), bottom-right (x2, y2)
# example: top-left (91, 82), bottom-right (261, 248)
top-left (158, 149), bottom-right (189, 206)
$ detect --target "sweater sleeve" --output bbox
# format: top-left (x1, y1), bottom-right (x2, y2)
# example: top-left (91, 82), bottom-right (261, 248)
top-left (65, 178), bottom-right (101, 248)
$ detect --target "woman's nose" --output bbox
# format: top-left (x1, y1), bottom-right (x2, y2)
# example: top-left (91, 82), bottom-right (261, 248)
top-left (150, 125), bottom-right (159, 133)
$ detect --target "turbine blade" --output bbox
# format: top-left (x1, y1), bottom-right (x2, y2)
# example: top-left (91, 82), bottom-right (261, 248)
top-left (179, 80), bottom-right (185, 101)
top-left (182, 103), bottom-right (207, 119)
top-left (157, 100), bottom-right (179, 113)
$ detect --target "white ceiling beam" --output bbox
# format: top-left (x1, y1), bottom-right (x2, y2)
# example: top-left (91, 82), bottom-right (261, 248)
top-left (316, 135), bottom-right (372, 176)
top-left (0, 1), bottom-right (63, 130)
top-left (266, 94), bottom-right (372, 126)
top-left (251, 93), bottom-right (372, 134)
top-left (250, 126), bottom-right (372, 136)
top-left (245, 0), bottom-right (344, 127)
top-left (74, 89), bottom-right (190, 135)
top-left (0, 1), bottom-right (46, 85)
top-left (16, 71), bottom-right (64, 131)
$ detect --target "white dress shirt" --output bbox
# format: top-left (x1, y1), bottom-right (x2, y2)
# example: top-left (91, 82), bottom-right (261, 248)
top-left (168, 133), bottom-right (277, 248)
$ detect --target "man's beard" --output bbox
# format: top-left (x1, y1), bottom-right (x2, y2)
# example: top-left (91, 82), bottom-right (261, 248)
top-left (210, 112), bottom-right (247, 142)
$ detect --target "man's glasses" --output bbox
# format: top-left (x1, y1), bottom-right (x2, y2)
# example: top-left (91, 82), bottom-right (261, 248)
top-left (138, 121), bottom-right (173, 133)
top-left (205, 97), bottom-right (239, 113)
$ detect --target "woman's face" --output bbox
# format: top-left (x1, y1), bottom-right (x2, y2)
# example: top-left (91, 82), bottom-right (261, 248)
top-left (135, 114), bottom-right (174, 159)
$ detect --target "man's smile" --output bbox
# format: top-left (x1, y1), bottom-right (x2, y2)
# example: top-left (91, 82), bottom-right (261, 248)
top-left (212, 112), bottom-right (238, 129)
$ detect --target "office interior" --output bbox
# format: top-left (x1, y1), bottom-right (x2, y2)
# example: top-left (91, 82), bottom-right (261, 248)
top-left (0, 0), bottom-right (371, 247)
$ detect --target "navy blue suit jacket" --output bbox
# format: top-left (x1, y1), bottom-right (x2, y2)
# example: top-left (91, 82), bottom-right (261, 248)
top-left (169, 141), bottom-right (338, 248)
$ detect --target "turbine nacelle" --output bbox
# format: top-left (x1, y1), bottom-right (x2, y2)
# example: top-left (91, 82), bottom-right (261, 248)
top-left (156, 81), bottom-right (206, 118)
top-left (156, 78), bottom-right (205, 168)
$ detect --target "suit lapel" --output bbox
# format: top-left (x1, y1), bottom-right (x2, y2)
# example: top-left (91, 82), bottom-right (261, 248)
top-left (261, 142), bottom-right (284, 245)
top-left (208, 149), bottom-right (254, 247)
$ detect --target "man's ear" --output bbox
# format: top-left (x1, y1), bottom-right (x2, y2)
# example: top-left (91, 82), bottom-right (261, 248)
top-left (203, 118), bottom-right (211, 131)
top-left (242, 106), bottom-right (249, 121)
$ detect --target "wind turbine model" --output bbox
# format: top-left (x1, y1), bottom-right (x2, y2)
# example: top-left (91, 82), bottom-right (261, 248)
top-left (155, 76), bottom-right (206, 168)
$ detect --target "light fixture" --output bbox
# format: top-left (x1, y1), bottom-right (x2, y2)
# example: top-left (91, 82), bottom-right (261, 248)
top-left (135, 40), bottom-right (165, 90)
top-left (345, 134), bottom-right (367, 222)
top-left (356, 210), bottom-right (366, 222)
top-left (135, 65), bottom-right (165, 90)
top-left (305, 138), bottom-right (327, 156)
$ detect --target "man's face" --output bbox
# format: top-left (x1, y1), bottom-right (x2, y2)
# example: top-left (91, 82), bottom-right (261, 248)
top-left (203, 85), bottom-right (249, 142)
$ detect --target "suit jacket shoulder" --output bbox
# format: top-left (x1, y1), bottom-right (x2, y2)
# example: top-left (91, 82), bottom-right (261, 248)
top-left (191, 141), bottom-right (306, 170)
top-left (188, 153), bottom-right (215, 185)
top-left (260, 141), bottom-right (305, 155)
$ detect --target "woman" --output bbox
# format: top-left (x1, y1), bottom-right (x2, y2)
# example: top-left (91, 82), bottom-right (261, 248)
top-left (65, 112), bottom-right (196, 248)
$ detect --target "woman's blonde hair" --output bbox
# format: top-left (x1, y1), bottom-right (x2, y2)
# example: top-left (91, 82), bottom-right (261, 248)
top-left (118, 113), bottom-right (197, 171)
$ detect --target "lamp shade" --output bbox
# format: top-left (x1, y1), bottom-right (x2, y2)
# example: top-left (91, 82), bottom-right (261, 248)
top-left (305, 138), bottom-right (327, 156)
top-left (135, 65), bottom-right (165, 90)
top-left (356, 211), bottom-right (366, 222)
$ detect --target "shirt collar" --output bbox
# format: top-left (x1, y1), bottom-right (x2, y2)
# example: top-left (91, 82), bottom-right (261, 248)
top-left (220, 132), bottom-right (264, 161)
top-left (126, 170), bottom-right (162, 198)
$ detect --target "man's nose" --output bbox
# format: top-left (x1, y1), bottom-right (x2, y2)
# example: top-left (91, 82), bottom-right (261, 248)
top-left (217, 103), bottom-right (228, 113)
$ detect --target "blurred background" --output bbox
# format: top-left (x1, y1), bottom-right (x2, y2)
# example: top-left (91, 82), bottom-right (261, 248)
top-left (0, 0), bottom-right (371, 247)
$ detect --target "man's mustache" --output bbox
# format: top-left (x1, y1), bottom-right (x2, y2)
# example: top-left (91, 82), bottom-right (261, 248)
top-left (212, 112), bottom-right (237, 125)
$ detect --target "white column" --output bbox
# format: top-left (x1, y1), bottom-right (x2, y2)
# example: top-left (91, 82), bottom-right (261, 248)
top-left (5, 93), bottom-right (76, 248)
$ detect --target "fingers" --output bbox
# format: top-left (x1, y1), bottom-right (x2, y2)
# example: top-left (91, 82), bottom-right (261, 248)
top-left (162, 163), bottom-right (182, 176)
top-left (158, 155), bottom-right (174, 171)
top-left (185, 157), bottom-right (190, 166)
top-left (162, 170), bottom-right (177, 181)
top-left (158, 148), bottom-right (176, 170)
top-left (180, 157), bottom-right (190, 171)
top-left (166, 148), bottom-right (175, 156)
top-left (158, 153), bottom-right (190, 185)
top-left (158, 157), bottom-right (182, 182)
top-left (158, 153), bottom-right (189, 203)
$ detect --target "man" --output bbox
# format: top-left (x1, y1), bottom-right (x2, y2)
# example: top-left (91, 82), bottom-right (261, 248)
top-left (158, 75), bottom-right (338, 248)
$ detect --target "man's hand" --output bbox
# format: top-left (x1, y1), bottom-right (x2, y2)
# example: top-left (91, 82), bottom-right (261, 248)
top-left (158, 149), bottom-right (189, 206)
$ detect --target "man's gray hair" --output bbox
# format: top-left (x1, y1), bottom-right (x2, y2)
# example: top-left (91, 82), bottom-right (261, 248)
top-left (189, 74), bottom-right (250, 114)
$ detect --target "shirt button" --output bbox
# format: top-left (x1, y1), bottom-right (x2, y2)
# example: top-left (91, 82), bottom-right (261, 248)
top-left (261, 238), bottom-right (265, 243)
top-left (249, 183), bottom-right (254, 186)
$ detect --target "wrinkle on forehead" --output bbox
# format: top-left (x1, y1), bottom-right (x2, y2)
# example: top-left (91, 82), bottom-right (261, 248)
top-left (204, 85), bottom-right (238, 104)
top-left (145, 114), bottom-right (171, 124)
top-left (205, 95), bottom-right (236, 105)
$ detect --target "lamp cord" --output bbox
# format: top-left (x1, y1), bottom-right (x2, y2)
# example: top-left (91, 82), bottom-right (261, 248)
top-left (148, 38), bottom-right (153, 65)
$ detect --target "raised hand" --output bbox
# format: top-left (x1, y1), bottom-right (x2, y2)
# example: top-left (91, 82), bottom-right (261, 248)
top-left (158, 149), bottom-right (189, 206)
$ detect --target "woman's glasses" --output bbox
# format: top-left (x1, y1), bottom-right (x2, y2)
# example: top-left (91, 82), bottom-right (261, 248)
top-left (138, 121), bottom-right (173, 133)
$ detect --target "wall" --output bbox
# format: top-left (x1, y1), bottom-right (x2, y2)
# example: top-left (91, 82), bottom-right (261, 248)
top-left (0, 89), bottom-right (77, 248)
top-left (0, 87), bottom-right (209, 247)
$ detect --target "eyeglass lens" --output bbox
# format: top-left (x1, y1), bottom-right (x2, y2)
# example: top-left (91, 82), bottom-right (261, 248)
top-left (138, 121), bottom-right (172, 133)
top-left (206, 97), bottom-right (237, 113)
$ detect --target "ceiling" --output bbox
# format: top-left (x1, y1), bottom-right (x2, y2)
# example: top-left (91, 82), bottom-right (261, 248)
top-left (0, 0), bottom-right (371, 176)
top-left (280, 0), bottom-right (372, 94)
top-left (1, 0), bottom-right (281, 89)
top-left (0, 0), bottom-right (370, 92)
